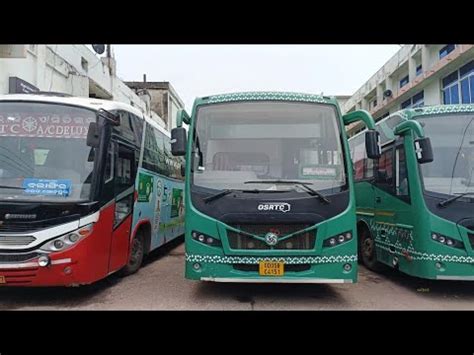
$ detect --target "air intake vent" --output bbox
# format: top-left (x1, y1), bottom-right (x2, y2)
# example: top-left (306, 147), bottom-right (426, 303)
top-left (0, 236), bottom-right (36, 247)
top-left (0, 252), bottom-right (40, 262)
top-left (228, 224), bottom-right (315, 250)
top-left (0, 214), bottom-right (79, 233)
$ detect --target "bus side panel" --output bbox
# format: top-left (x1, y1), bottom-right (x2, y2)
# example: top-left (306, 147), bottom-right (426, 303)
top-left (153, 178), bottom-right (184, 249)
top-left (132, 168), bottom-right (185, 253)
top-left (132, 169), bottom-right (156, 250)
top-left (108, 214), bottom-right (133, 273)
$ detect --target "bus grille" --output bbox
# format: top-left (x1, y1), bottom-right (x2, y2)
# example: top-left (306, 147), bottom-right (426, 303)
top-left (0, 215), bottom-right (79, 233)
top-left (0, 252), bottom-right (40, 263)
top-left (233, 264), bottom-right (311, 272)
top-left (228, 224), bottom-right (315, 250)
top-left (0, 236), bottom-right (36, 247)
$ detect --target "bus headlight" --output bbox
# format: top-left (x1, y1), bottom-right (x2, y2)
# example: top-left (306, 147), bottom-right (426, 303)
top-left (323, 231), bottom-right (353, 248)
top-left (54, 240), bottom-right (65, 250)
top-left (191, 231), bottom-right (222, 247)
top-left (431, 232), bottom-right (464, 249)
top-left (40, 224), bottom-right (94, 252)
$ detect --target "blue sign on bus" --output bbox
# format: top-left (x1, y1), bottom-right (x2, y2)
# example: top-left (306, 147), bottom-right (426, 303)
top-left (22, 178), bottom-right (72, 196)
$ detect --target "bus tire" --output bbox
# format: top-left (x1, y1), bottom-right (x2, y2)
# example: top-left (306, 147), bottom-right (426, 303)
top-left (120, 230), bottom-right (145, 276)
top-left (358, 226), bottom-right (385, 273)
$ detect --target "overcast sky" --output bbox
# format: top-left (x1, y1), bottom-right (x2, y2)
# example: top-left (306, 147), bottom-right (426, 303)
top-left (113, 45), bottom-right (400, 110)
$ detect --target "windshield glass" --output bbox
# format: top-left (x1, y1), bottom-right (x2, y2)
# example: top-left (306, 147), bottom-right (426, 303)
top-left (418, 113), bottom-right (474, 196)
top-left (192, 101), bottom-right (346, 192)
top-left (0, 101), bottom-right (96, 202)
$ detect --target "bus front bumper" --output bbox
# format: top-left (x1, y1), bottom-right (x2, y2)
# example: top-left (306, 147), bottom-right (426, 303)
top-left (200, 276), bottom-right (353, 283)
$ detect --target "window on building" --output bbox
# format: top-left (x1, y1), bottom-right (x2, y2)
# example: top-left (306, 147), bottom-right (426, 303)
top-left (439, 45), bottom-right (455, 59)
top-left (412, 91), bottom-right (424, 107)
top-left (400, 75), bottom-right (409, 88)
top-left (401, 98), bottom-right (412, 109)
top-left (416, 64), bottom-right (423, 76)
top-left (369, 98), bottom-right (377, 109)
top-left (400, 91), bottom-right (424, 109)
top-left (442, 60), bottom-right (474, 105)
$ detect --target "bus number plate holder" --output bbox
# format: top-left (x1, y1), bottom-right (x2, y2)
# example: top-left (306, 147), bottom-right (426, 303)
top-left (259, 261), bottom-right (284, 276)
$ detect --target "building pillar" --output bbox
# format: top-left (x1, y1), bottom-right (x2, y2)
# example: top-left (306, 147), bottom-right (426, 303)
top-left (421, 45), bottom-right (430, 72)
top-left (376, 83), bottom-right (384, 104)
top-left (408, 56), bottom-right (417, 82)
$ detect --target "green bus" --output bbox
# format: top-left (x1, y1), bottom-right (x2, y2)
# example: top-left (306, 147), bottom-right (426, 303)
top-left (349, 104), bottom-right (474, 280)
top-left (171, 91), bottom-right (380, 283)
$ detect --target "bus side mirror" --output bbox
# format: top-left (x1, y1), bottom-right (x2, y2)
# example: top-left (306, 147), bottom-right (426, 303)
top-left (365, 130), bottom-right (381, 159)
top-left (415, 137), bottom-right (433, 164)
top-left (86, 122), bottom-right (100, 148)
top-left (171, 127), bottom-right (187, 156)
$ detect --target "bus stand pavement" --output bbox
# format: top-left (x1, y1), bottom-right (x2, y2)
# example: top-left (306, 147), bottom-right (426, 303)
top-left (1, 237), bottom-right (474, 310)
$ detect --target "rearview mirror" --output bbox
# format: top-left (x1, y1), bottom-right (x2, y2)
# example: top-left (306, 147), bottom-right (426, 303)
top-left (365, 130), bottom-right (381, 159)
top-left (86, 122), bottom-right (100, 148)
top-left (171, 127), bottom-right (187, 156)
top-left (414, 137), bottom-right (433, 164)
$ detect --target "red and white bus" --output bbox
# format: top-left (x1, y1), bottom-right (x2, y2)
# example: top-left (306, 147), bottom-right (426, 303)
top-left (0, 94), bottom-right (185, 286)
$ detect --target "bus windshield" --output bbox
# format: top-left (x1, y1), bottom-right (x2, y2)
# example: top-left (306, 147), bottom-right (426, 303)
top-left (0, 101), bottom-right (96, 202)
top-left (192, 101), bottom-right (346, 192)
top-left (418, 113), bottom-right (474, 197)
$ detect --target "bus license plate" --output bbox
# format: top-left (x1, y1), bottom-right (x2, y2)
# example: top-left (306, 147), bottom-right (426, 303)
top-left (259, 261), bottom-right (284, 276)
top-left (0, 276), bottom-right (5, 284)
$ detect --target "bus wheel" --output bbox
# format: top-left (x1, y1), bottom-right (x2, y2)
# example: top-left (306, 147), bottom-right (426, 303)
top-left (120, 231), bottom-right (145, 276)
top-left (359, 228), bottom-right (385, 272)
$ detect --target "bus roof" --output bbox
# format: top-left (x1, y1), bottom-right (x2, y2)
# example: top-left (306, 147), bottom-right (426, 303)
top-left (402, 103), bottom-right (474, 119)
top-left (0, 93), bottom-right (171, 137)
top-left (350, 104), bottom-right (474, 142)
top-left (195, 91), bottom-right (337, 106)
top-left (0, 93), bottom-right (145, 117)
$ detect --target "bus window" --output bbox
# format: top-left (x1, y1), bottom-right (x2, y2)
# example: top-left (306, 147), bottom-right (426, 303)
top-left (116, 144), bottom-right (135, 194)
top-left (376, 148), bottom-right (394, 188)
top-left (396, 147), bottom-right (409, 199)
top-left (351, 134), bottom-right (365, 181)
top-left (143, 124), bottom-right (160, 173)
top-left (365, 158), bottom-right (374, 179)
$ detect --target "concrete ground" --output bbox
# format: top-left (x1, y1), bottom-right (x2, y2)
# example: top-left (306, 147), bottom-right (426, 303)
top-left (1, 238), bottom-right (474, 310)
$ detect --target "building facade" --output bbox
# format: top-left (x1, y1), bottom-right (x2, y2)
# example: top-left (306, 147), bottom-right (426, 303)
top-left (125, 80), bottom-right (185, 131)
top-left (0, 45), bottom-right (184, 129)
top-left (344, 44), bottom-right (474, 135)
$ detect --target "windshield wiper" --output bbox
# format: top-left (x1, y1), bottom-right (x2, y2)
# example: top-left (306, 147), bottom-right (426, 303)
top-left (0, 185), bottom-right (25, 190)
top-left (438, 192), bottom-right (474, 208)
top-left (244, 180), bottom-right (331, 204)
top-left (203, 189), bottom-right (261, 204)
